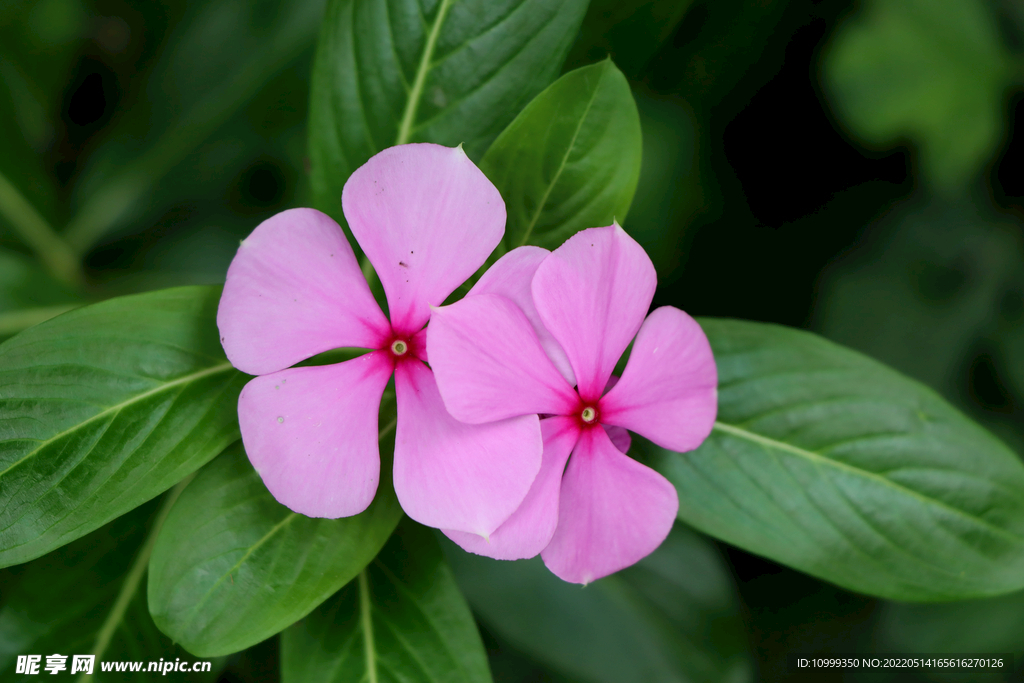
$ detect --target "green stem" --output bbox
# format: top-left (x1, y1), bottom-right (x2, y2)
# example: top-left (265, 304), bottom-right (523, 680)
top-left (358, 570), bottom-right (379, 683)
top-left (0, 304), bottom-right (80, 337)
top-left (77, 475), bottom-right (194, 681)
top-left (0, 171), bottom-right (84, 287)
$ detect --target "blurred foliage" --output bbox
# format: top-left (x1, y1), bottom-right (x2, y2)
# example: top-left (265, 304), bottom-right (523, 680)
top-left (3, 0), bottom-right (1024, 680)
top-left (823, 0), bottom-right (1016, 192)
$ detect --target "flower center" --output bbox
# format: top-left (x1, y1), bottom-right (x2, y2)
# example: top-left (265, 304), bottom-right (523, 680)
top-left (390, 340), bottom-right (408, 356)
top-left (580, 406), bottom-right (598, 424)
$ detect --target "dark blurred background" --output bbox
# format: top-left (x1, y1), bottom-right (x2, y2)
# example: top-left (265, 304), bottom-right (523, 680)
top-left (2, 0), bottom-right (1024, 681)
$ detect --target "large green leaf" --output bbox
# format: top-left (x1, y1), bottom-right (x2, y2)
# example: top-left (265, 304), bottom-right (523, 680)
top-left (480, 59), bottom-right (642, 253)
top-left (0, 286), bottom-right (244, 568)
top-left (308, 0), bottom-right (588, 221)
top-left (645, 318), bottom-right (1024, 601)
top-left (148, 434), bottom-right (403, 657)
top-left (0, 486), bottom-right (222, 682)
top-left (281, 519), bottom-right (492, 683)
top-left (822, 0), bottom-right (1013, 191)
top-left (446, 525), bottom-right (751, 683)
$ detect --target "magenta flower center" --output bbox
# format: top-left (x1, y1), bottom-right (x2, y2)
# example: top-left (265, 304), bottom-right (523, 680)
top-left (391, 339), bottom-right (409, 356)
top-left (579, 405), bottom-right (599, 425)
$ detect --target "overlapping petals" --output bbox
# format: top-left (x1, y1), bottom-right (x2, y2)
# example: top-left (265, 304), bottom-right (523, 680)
top-left (218, 143), bottom-right (541, 529)
top-left (428, 223), bottom-right (717, 582)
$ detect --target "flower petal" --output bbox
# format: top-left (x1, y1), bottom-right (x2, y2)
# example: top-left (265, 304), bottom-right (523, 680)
top-left (444, 416), bottom-right (578, 560)
top-left (601, 306), bottom-right (717, 452)
top-left (342, 143), bottom-right (505, 334)
top-left (217, 208), bottom-right (391, 376)
top-left (393, 360), bottom-right (543, 535)
top-left (541, 426), bottom-right (678, 584)
top-left (532, 224), bottom-right (656, 402)
top-left (238, 351), bottom-right (394, 518)
top-left (604, 425), bottom-right (631, 453)
top-left (469, 246), bottom-right (575, 384)
top-left (428, 294), bottom-right (578, 423)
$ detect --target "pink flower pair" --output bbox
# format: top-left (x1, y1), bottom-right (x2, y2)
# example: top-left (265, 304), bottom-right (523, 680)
top-left (217, 143), bottom-right (717, 583)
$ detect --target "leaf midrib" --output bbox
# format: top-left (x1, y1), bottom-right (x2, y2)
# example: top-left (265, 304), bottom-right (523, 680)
top-left (395, 0), bottom-right (454, 145)
top-left (514, 63), bottom-right (605, 248)
top-left (711, 421), bottom-right (1024, 545)
top-left (0, 361), bottom-right (236, 481)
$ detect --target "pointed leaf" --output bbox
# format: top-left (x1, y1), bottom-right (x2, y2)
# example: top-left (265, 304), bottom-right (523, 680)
top-left (148, 434), bottom-right (403, 657)
top-left (645, 318), bottom-right (1024, 601)
top-left (0, 286), bottom-right (245, 568)
top-left (481, 59), bottom-right (642, 252)
top-left (281, 519), bottom-right (492, 683)
top-left (446, 525), bottom-right (751, 683)
top-left (308, 0), bottom-right (588, 221)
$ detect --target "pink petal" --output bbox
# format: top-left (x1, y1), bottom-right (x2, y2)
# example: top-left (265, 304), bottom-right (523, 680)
top-left (217, 208), bottom-right (391, 376)
top-left (532, 224), bottom-right (656, 403)
top-left (427, 294), bottom-right (578, 424)
top-left (342, 143), bottom-right (505, 335)
top-left (444, 416), bottom-right (579, 560)
top-left (541, 426), bottom-right (679, 584)
top-left (604, 425), bottom-right (632, 453)
top-left (393, 360), bottom-right (543, 536)
top-left (601, 306), bottom-right (717, 452)
top-left (238, 351), bottom-right (394, 518)
top-left (469, 246), bottom-right (575, 385)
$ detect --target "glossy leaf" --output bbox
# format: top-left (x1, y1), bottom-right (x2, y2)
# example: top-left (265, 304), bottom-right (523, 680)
top-left (0, 286), bottom-right (245, 568)
top-left (148, 432), bottom-right (403, 657)
top-left (480, 59), bottom-right (642, 253)
top-left (645, 318), bottom-right (1024, 601)
top-left (281, 519), bottom-right (492, 683)
top-left (446, 525), bottom-right (751, 683)
top-left (308, 0), bottom-right (588, 221)
top-left (822, 0), bottom-right (1013, 190)
top-left (0, 493), bottom-right (222, 682)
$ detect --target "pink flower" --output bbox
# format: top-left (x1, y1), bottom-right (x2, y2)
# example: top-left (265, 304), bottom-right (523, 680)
top-left (427, 224), bottom-right (718, 583)
top-left (216, 143), bottom-right (541, 537)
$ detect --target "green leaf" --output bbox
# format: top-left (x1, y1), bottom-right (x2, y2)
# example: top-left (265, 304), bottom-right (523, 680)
top-left (148, 433), bottom-right (403, 657)
top-left (822, 0), bottom-right (1013, 191)
top-left (308, 0), bottom-right (588, 221)
top-left (564, 0), bottom-right (696, 77)
top-left (480, 59), bottom-right (642, 253)
top-left (281, 519), bottom-right (492, 683)
top-left (644, 318), bottom-right (1024, 601)
top-left (0, 486), bottom-right (222, 682)
top-left (445, 525), bottom-right (751, 683)
top-left (0, 286), bottom-right (244, 568)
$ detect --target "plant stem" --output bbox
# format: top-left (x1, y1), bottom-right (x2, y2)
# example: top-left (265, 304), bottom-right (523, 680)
top-left (78, 475), bottom-right (194, 681)
top-left (0, 171), bottom-right (84, 287)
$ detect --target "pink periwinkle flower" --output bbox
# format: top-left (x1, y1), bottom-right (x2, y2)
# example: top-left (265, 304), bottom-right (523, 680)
top-left (216, 143), bottom-right (542, 537)
top-left (427, 224), bottom-right (718, 583)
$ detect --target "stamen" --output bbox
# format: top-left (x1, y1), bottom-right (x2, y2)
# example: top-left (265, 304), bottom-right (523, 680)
top-left (391, 340), bottom-right (408, 356)
top-left (581, 406), bottom-right (597, 423)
